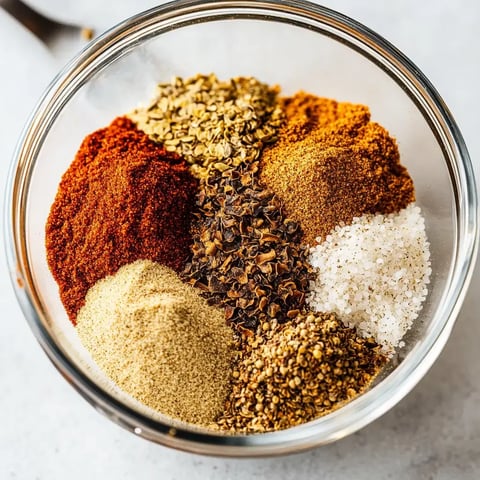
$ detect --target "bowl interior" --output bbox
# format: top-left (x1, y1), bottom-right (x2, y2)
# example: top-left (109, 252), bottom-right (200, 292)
top-left (12, 3), bottom-right (467, 454)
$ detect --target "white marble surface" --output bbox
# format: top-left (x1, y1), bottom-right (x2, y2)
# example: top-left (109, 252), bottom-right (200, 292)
top-left (0, 1), bottom-right (479, 478)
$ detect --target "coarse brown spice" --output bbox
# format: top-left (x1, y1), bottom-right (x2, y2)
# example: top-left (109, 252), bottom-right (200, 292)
top-left (216, 312), bottom-right (386, 433)
top-left (130, 74), bottom-right (284, 178)
top-left (259, 93), bottom-right (415, 244)
top-left (181, 161), bottom-right (312, 330)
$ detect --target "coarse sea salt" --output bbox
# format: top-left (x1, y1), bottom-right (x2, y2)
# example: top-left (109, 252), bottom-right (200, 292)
top-left (307, 203), bottom-right (431, 354)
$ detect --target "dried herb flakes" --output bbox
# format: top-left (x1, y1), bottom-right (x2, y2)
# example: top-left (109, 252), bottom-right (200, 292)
top-left (130, 74), bottom-right (284, 178)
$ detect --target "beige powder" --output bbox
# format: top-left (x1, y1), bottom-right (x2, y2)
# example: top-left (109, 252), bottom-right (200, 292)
top-left (76, 259), bottom-right (236, 427)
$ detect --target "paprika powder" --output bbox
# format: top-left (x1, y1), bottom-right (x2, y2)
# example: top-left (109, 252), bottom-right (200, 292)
top-left (45, 116), bottom-right (198, 324)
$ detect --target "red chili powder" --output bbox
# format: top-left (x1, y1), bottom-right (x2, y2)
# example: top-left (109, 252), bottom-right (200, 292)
top-left (45, 117), bottom-right (198, 324)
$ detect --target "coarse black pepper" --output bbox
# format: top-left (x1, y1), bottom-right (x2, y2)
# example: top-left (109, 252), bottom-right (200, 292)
top-left (181, 161), bottom-right (312, 330)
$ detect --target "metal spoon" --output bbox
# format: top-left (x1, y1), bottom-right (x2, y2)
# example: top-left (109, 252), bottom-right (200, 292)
top-left (0, 0), bottom-right (91, 42)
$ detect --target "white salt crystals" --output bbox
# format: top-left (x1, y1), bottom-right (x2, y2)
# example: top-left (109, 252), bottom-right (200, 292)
top-left (307, 204), bottom-right (431, 354)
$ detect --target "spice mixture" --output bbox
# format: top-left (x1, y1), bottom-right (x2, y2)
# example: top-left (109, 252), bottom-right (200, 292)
top-left (45, 74), bottom-right (432, 433)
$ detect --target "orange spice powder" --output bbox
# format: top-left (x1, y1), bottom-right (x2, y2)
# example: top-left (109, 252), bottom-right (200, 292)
top-left (259, 93), bottom-right (415, 244)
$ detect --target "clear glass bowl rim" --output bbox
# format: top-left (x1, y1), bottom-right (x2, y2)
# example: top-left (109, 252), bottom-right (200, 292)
top-left (4, 0), bottom-right (478, 457)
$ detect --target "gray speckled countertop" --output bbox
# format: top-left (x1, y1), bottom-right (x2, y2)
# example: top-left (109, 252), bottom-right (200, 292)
top-left (1, 1), bottom-right (479, 478)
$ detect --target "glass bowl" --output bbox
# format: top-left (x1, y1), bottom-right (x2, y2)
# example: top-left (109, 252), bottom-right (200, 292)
top-left (4, 0), bottom-right (478, 456)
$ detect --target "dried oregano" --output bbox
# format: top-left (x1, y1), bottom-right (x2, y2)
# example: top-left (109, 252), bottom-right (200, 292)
top-left (181, 161), bottom-right (312, 330)
top-left (129, 73), bottom-right (284, 178)
top-left (216, 312), bottom-right (386, 433)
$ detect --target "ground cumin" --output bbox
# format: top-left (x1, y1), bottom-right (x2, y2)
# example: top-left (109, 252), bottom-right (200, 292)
top-left (259, 93), bottom-right (415, 244)
top-left (45, 117), bottom-right (198, 323)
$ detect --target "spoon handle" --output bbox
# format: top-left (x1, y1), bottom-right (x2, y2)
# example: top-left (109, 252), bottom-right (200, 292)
top-left (1, 0), bottom-right (67, 41)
